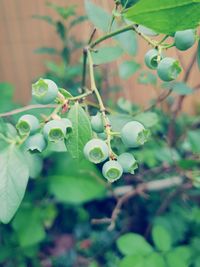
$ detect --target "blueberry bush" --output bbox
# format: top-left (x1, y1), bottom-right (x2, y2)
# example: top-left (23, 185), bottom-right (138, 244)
top-left (0, 0), bottom-right (200, 266)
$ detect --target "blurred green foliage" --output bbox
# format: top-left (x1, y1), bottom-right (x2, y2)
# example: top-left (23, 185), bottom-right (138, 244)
top-left (0, 1), bottom-right (200, 267)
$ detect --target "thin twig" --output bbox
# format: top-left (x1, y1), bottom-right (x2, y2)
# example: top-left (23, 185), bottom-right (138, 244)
top-left (0, 104), bottom-right (56, 118)
top-left (91, 176), bottom-right (184, 230)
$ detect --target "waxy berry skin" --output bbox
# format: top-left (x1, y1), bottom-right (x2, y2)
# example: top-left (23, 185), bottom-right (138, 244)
top-left (175, 29), bottom-right (195, 51)
top-left (118, 153), bottom-right (138, 174)
top-left (157, 57), bottom-right (182, 82)
top-left (144, 49), bottom-right (160, 70)
top-left (121, 121), bottom-right (148, 148)
top-left (102, 160), bottom-right (123, 182)
top-left (32, 78), bottom-right (58, 104)
top-left (43, 119), bottom-right (70, 142)
top-left (83, 138), bottom-right (109, 164)
top-left (91, 112), bottom-right (104, 133)
top-left (16, 114), bottom-right (40, 135)
top-left (25, 133), bottom-right (47, 153)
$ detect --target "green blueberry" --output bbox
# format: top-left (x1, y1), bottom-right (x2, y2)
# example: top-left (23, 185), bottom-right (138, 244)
top-left (118, 153), bottom-right (138, 174)
top-left (32, 78), bottom-right (58, 104)
top-left (16, 114), bottom-right (40, 135)
top-left (43, 119), bottom-right (69, 142)
top-left (102, 160), bottom-right (123, 182)
top-left (25, 133), bottom-right (47, 152)
top-left (121, 121), bottom-right (150, 148)
top-left (91, 112), bottom-right (104, 133)
top-left (97, 132), bottom-right (107, 140)
top-left (145, 49), bottom-right (161, 70)
top-left (175, 29), bottom-right (196, 51)
top-left (83, 138), bottom-right (109, 164)
top-left (61, 118), bottom-right (72, 133)
top-left (157, 57), bottom-right (182, 82)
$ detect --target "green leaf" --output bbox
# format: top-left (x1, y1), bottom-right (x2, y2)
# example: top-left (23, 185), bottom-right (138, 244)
top-left (34, 47), bottom-right (58, 55)
top-left (47, 2), bottom-right (75, 19)
top-left (0, 146), bottom-right (29, 224)
top-left (138, 71), bottom-right (157, 85)
top-left (152, 225), bottom-right (172, 252)
top-left (32, 15), bottom-right (54, 25)
top-left (26, 152), bottom-right (43, 179)
top-left (117, 98), bottom-right (133, 113)
top-left (145, 253), bottom-right (166, 267)
top-left (116, 31), bottom-right (138, 55)
top-left (197, 40), bottom-right (200, 70)
top-left (117, 233), bottom-right (153, 256)
top-left (187, 130), bottom-right (200, 153)
top-left (155, 147), bottom-right (180, 164)
top-left (174, 82), bottom-right (193, 95)
top-left (56, 21), bottom-right (66, 40)
top-left (125, 0), bottom-right (200, 34)
top-left (119, 61), bottom-right (140, 79)
top-left (0, 82), bottom-right (19, 112)
top-left (12, 206), bottom-right (45, 247)
top-left (171, 82), bottom-right (194, 95)
top-left (166, 250), bottom-right (189, 267)
top-left (109, 114), bottom-right (133, 132)
top-left (92, 46), bottom-right (123, 65)
top-left (133, 112), bottom-right (159, 128)
top-left (49, 173), bottom-right (105, 204)
top-left (66, 102), bottom-right (93, 159)
top-left (119, 255), bottom-right (145, 267)
top-left (84, 0), bottom-right (111, 32)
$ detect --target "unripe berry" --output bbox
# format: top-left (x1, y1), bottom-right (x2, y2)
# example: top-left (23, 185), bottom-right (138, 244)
top-left (25, 133), bottom-right (47, 152)
top-left (91, 112), bottom-right (104, 133)
top-left (102, 160), bottom-right (123, 182)
top-left (144, 49), bottom-right (161, 70)
top-left (118, 153), bottom-right (138, 174)
top-left (97, 132), bottom-right (107, 140)
top-left (61, 118), bottom-right (72, 133)
top-left (16, 114), bottom-right (40, 135)
top-left (121, 121), bottom-right (149, 148)
top-left (83, 138), bottom-right (109, 164)
top-left (175, 29), bottom-right (195, 51)
top-left (43, 119), bottom-right (71, 142)
top-left (32, 78), bottom-right (58, 104)
top-left (157, 57), bottom-right (182, 82)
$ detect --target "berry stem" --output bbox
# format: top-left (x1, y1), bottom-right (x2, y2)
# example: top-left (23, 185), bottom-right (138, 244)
top-left (87, 49), bottom-right (115, 159)
top-left (0, 91), bottom-right (92, 118)
top-left (90, 24), bottom-right (156, 49)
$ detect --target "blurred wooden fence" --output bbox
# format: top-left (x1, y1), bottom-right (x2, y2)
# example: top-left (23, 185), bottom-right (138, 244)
top-left (0, 0), bottom-right (199, 113)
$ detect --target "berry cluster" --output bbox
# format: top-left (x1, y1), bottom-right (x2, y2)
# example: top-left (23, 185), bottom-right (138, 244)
top-left (144, 29), bottom-right (196, 81)
top-left (14, 30), bottom-right (197, 184)
top-left (15, 78), bottom-right (150, 183)
top-left (84, 116), bottom-right (149, 183)
top-left (16, 79), bottom-right (72, 153)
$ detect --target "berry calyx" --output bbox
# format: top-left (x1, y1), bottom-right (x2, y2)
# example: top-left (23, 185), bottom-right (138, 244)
top-left (16, 114), bottom-right (40, 135)
top-left (24, 133), bottom-right (47, 152)
top-left (91, 112), bottom-right (104, 133)
top-left (157, 57), bottom-right (182, 82)
top-left (32, 78), bottom-right (58, 104)
top-left (102, 160), bottom-right (123, 182)
top-left (118, 153), bottom-right (138, 174)
top-left (43, 119), bottom-right (71, 142)
top-left (144, 49), bottom-right (161, 70)
top-left (175, 29), bottom-right (196, 51)
top-left (121, 121), bottom-right (150, 148)
top-left (83, 138), bottom-right (109, 164)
